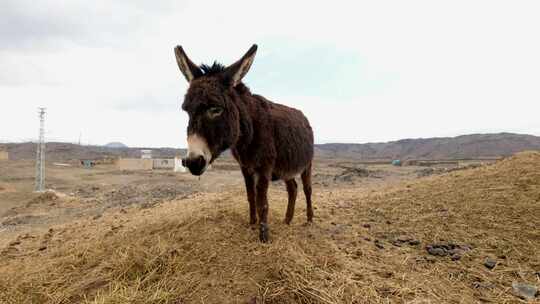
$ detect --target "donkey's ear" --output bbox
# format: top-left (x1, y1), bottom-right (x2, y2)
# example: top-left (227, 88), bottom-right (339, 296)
top-left (223, 44), bottom-right (258, 87)
top-left (174, 45), bottom-right (202, 83)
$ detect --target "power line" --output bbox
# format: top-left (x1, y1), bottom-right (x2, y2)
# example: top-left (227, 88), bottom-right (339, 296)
top-left (35, 107), bottom-right (46, 192)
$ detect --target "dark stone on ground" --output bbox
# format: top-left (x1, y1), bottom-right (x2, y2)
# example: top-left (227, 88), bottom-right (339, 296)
top-left (427, 247), bottom-right (447, 256)
top-left (451, 253), bottom-right (462, 261)
top-left (512, 282), bottom-right (538, 300)
top-left (426, 242), bottom-right (471, 258)
top-left (484, 258), bottom-right (497, 269)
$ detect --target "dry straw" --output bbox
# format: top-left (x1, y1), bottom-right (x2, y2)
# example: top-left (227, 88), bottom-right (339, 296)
top-left (1, 152), bottom-right (539, 303)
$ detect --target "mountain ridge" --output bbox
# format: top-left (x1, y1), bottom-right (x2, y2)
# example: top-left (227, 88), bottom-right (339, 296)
top-left (1, 132), bottom-right (539, 161)
top-left (314, 132), bottom-right (540, 160)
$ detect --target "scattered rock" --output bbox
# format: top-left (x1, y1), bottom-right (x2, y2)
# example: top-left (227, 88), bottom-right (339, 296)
top-left (427, 247), bottom-right (447, 256)
top-left (374, 240), bottom-right (384, 249)
top-left (512, 282), bottom-right (538, 300)
top-left (425, 242), bottom-right (471, 258)
top-left (38, 246), bottom-right (47, 251)
top-left (484, 258), bottom-right (497, 269)
top-left (362, 223), bottom-right (371, 228)
top-left (451, 253), bottom-right (462, 261)
top-left (392, 236), bottom-right (420, 247)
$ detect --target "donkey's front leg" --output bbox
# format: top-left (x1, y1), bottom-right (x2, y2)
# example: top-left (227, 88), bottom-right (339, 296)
top-left (241, 168), bottom-right (257, 225)
top-left (255, 173), bottom-right (270, 242)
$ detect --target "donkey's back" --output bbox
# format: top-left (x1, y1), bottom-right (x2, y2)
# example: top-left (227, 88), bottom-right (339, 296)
top-left (253, 95), bottom-right (314, 181)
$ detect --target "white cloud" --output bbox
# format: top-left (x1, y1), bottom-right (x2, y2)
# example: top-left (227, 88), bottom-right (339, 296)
top-left (1, 0), bottom-right (539, 147)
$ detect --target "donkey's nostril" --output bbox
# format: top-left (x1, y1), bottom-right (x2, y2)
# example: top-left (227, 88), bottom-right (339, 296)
top-left (185, 155), bottom-right (207, 176)
top-left (196, 155), bottom-right (205, 166)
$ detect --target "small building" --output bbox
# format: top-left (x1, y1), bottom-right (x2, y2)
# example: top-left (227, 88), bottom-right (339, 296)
top-left (141, 150), bottom-right (152, 159)
top-left (0, 151), bottom-right (8, 160)
top-left (117, 158), bottom-right (153, 170)
top-left (152, 158), bottom-right (175, 169)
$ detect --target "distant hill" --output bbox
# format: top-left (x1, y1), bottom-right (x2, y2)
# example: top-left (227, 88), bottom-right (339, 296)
top-left (2, 133), bottom-right (539, 161)
top-left (2, 142), bottom-right (185, 161)
top-left (315, 133), bottom-right (540, 160)
top-left (104, 142), bottom-right (128, 149)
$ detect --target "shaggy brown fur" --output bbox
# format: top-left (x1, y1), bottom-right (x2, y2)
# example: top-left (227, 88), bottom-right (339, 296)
top-left (174, 44), bottom-right (314, 242)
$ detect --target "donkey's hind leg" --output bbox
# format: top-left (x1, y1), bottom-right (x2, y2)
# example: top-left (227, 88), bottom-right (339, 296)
top-left (284, 179), bottom-right (298, 224)
top-left (301, 162), bottom-right (314, 222)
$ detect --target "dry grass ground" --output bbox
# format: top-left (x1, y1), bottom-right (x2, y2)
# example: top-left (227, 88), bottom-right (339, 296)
top-left (0, 152), bottom-right (539, 303)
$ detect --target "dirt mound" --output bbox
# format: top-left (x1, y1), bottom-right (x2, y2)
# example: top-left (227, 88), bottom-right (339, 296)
top-left (0, 152), bottom-right (539, 303)
top-left (26, 191), bottom-right (59, 206)
top-left (334, 167), bottom-right (378, 182)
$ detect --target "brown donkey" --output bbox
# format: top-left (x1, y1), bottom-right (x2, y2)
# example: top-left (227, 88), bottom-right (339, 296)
top-left (174, 44), bottom-right (314, 242)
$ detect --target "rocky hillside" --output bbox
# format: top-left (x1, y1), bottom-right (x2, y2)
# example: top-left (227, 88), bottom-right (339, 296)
top-left (316, 132), bottom-right (540, 160)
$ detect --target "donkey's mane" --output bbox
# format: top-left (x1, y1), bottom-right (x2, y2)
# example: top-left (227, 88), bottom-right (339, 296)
top-left (199, 61), bottom-right (251, 94)
top-left (200, 61), bottom-right (226, 76)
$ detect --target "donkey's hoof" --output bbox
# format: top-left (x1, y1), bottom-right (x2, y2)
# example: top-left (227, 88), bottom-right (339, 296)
top-left (259, 223), bottom-right (269, 243)
top-left (284, 217), bottom-right (292, 225)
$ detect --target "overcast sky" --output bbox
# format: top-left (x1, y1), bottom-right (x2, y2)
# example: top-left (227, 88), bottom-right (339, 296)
top-left (1, 0), bottom-right (539, 148)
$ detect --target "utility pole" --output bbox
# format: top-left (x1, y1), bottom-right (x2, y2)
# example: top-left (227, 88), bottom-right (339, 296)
top-left (35, 107), bottom-right (46, 192)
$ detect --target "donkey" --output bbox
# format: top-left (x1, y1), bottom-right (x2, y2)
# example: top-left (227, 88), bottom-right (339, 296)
top-left (174, 44), bottom-right (314, 242)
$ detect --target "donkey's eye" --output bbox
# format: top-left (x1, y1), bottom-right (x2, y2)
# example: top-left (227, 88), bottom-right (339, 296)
top-left (207, 107), bottom-right (223, 118)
